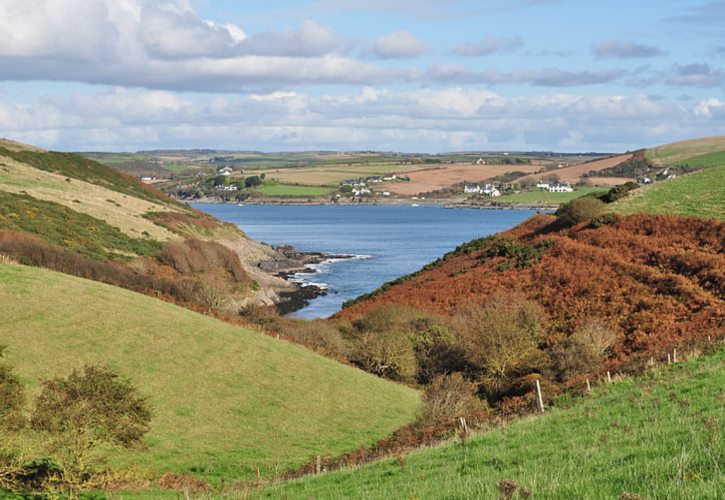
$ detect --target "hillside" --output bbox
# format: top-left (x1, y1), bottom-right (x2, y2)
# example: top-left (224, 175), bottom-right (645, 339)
top-left (0, 139), bottom-right (303, 309)
top-left (340, 214), bottom-right (724, 362)
top-left (613, 165), bottom-right (725, 220)
top-left (255, 348), bottom-right (725, 499)
top-left (646, 136), bottom-right (725, 166)
top-left (0, 263), bottom-right (420, 485)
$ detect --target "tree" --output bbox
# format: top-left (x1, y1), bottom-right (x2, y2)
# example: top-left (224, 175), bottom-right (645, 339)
top-left (455, 293), bottom-right (548, 399)
top-left (349, 330), bottom-right (417, 381)
top-left (244, 175), bottom-right (263, 188)
top-left (30, 365), bottom-right (152, 493)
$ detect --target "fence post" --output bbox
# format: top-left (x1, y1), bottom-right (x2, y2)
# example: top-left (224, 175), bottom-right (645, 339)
top-left (673, 348), bottom-right (677, 363)
top-left (607, 371), bottom-right (612, 384)
top-left (316, 455), bottom-right (321, 475)
top-left (586, 378), bottom-right (591, 393)
top-left (535, 379), bottom-right (545, 413)
top-left (667, 353), bottom-right (671, 364)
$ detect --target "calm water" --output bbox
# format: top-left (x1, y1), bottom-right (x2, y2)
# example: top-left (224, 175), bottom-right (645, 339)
top-left (193, 204), bottom-right (536, 318)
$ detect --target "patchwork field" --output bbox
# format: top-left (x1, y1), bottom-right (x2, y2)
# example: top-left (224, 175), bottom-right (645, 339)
top-left (381, 163), bottom-right (540, 196)
top-left (0, 264), bottom-right (420, 485)
top-left (515, 154), bottom-right (633, 185)
top-left (249, 164), bottom-right (425, 187)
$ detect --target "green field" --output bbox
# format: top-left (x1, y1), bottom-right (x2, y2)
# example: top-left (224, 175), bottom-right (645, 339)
top-left (255, 350), bottom-right (725, 499)
top-left (646, 136), bottom-right (725, 165)
top-left (254, 184), bottom-right (335, 197)
top-left (614, 165), bottom-right (725, 220)
top-left (0, 264), bottom-right (420, 485)
top-left (677, 150), bottom-right (725, 168)
top-left (495, 187), bottom-right (607, 206)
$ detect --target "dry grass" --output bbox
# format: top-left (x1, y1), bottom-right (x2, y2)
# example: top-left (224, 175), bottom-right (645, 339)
top-left (0, 252), bottom-right (18, 264)
top-left (0, 155), bottom-right (181, 241)
top-left (0, 138), bottom-right (46, 152)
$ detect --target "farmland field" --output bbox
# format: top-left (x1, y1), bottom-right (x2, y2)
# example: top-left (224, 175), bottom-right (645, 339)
top-left (495, 187), bottom-right (608, 205)
top-left (514, 154), bottom-right (633, 185)
top-left (254, 184), bottom-right (335, 197)
top-left (381, 164), bottom-right (540, 196)
top-left (248, 164), bottom-right (424, 186)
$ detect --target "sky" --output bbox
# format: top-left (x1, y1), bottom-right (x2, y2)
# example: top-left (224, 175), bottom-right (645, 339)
top-left (0, 0), bottom-right (724, 153)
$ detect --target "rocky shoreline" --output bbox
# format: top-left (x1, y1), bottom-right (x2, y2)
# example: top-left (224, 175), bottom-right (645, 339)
top-left (261, 245), bottom-right (353, 315)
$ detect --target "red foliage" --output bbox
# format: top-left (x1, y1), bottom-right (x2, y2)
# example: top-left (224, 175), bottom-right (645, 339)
top-left (340, 214), bottom-right (725, 365)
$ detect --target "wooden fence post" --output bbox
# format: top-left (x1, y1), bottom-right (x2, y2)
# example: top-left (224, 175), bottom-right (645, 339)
top-left (316, 455), bottom-right (321, 475)
top-left (607, 371), bottom-right (612, 384)
top-left (535, 379), bottom-right (545, 413)
top-left (673, 348), bottom-right (677, 363)
top-left (586, 378), bottom-right (591, 393)
top-left (667, 353), bottom-right (671, 364)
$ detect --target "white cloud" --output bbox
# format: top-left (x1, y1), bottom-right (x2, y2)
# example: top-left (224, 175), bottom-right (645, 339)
top-left (2, 87), bottom-right (721, 153)
top-left (365, 31), bottom-right (427, 59)
top-left (0, 0), bottom-right (371, 90)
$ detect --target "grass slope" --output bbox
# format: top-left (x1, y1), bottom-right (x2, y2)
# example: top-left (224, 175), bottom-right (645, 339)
top-left (254, 184), bottom-right (335, 197)
top-left (0, 264), bottom-right (420, 485)
top-left (495, 187), bottom-right (607, 206)
top-left (256, 349), bottom-right (725, 499)
top-left (614, 165), bottom-right (725, 220)
top-left (646, 136), bottom-right (725, 165)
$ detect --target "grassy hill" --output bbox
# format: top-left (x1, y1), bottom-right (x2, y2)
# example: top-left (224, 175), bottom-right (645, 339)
top-left (255, 348), bottom-right (725, 499)
top-left (646, 136), bottom-right (725, 166)
top-left (0, 263), bottom-right (420, 485)
top-left (614, 165), bottom-right (725, 220)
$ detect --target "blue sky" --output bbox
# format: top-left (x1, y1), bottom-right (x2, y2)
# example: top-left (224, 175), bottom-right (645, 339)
top-left (0, 0), bottom-right (723, 152)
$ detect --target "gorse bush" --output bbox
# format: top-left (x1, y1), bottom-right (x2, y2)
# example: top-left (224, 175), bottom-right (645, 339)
top-left (555, 196), bottom-right (606, 226)
top-left (159, 239), bottom-right (248, 282)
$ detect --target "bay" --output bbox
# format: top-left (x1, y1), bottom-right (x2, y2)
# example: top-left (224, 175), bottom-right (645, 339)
top-left (193, 204), bottom-right (537, 319)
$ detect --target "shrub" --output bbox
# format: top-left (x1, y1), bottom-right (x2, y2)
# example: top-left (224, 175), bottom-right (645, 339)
top-left (347, 330), bottom-right (417, 381)
top-left (30, 365), bottom-right (152, 493)
top-left (158, 239), bottom-right (247, 282)
top-left (271, 319), bottom-right (351, 360)
top-left (417, 373), bottom-right (487, 427)
top-left (412, 325), bottom-right (466, 384)
top-left (455, 293), bottom-right (549, 400)
top-left (553, 319), bottom-right (617, 380)
top-left (0, 346), bottom-right (26, 431)
top-left (555, 196), bottom-right (606, 226)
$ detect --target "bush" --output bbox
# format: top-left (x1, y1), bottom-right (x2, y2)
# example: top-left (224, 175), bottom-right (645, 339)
top-left (417, 373), bottom-right (487, 427)
top-left (158, 238), bottom-right (247, 282)
top-left (555, 197), bottom-right (606, 226)
top-left (31, 365), bottom-right (152, 493)
top-left (412, 325), bottom-right (465, 384)
top-left (554, 319), bottom-right (617, 380)
top-left (347, 330), bottom-right (417, 381)
top-left (455, 293), bottom-right (549, 400)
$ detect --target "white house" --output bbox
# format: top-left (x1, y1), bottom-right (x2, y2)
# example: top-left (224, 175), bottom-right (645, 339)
top-left (217, 166), bottom-right (233, 176)
top-left (536, 180), bottom-right (550, 190)
top-left (475, 158), bottom-right (487, 165)
top-left (482, 184), bottom-right (501, 197)
top-left (548, 182), bottom-right (573, 193)
top-left (352, 187), bottom-right (371, 196)
top-left (464, 184), bottom-right (482, 194)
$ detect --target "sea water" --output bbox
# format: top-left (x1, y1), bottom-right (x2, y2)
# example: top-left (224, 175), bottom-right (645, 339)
top-left (193, 204), bottom-right (536, 318)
